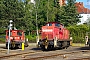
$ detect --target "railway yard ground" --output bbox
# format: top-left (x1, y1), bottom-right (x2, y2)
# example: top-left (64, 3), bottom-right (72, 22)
top-left (0, 43), bottom-right (90, 60)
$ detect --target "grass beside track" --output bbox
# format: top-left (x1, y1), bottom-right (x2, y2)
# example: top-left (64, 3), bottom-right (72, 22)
top-left (72, 43), bottom-right (85, 47)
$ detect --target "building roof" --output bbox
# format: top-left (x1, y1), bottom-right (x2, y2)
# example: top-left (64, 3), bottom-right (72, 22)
top-left (59, 0), bottom-right (66, 6)
top-left (75, 2), bottom-right (90, 14)
top-left (59, 0), bottom-right (90, 14)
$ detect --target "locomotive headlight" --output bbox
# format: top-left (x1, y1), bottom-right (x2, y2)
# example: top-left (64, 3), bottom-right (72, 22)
top-left (46, 40), bottom-right (47, 42)
top-left (42, 29), bottom-right (53, 32)
top-left (10, 37), bottom-right (13, 39)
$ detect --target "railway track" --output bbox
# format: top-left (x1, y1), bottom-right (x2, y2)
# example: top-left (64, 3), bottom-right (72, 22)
top-left (72, 57), bottom-right (90, 60)
top-left (0, 46), bottom-right (90, 60)
top-left (0, 50), bottom-right (6, 53)
top-left (1, 50), bottom-right (90, 60)
top-left (22, 50), bottom-right (90, 60)
top-left (0, 51), bottom-right (38, 59)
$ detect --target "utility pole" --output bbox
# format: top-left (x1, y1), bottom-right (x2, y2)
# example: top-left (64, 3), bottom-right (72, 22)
top-left (7, 20), bottom-right (13, 54)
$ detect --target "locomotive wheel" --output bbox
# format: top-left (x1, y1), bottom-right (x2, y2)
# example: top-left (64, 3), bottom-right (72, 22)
top-left (18, 43), bottom-right (22, 49)
top-left (25, 40), bottom-right (28, 47)
top-left (41, 45), bottom-right (46, 50)
top-left (11, 42), bottom-right (15, 48)
top-left (6, 44), bottom-right (8, 49)
top-left (67, 41), bottom-right (70, 47)
top-left (89, 44), bottom-right (90, 47)
top-left (62, 41), bottom-right (67, 49)
top-left (48, 45), bottom-right (54, 50)
top-left (41, 45), bottom-right (54, 50)
top-left (6, 44), bottom-right (11, 49)
top-left (11, 44), bottom-right (15, 48)
top-left (25, 43), bottom-right (28, 47)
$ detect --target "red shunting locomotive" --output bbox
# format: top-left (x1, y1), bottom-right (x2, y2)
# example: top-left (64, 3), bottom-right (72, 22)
top-left (38, 22), bottom-right (71, 50)
top-left (6, 30), bottom-right (28, 48)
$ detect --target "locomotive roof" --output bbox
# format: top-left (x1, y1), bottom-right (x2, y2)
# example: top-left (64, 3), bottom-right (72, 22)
top-left (46, 22), bottom-right (64, 25)
top-left (46, 22), bottom-right (60, 24)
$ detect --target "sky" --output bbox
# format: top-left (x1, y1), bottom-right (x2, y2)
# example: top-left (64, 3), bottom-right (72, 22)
top-left (76, 0), bottom-right (90, 9)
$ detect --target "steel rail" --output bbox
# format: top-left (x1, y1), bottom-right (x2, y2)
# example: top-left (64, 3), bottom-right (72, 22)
top-left (0, 50), bottom-right (6, 53)
top-left (71, 57), bottom-right (90, 60)
top-left (0, 51), bottom-right (35, 59)
top-left (1, 50), bottom-right (90, 60)
top-left (22, 50), bottom-right (90, 60)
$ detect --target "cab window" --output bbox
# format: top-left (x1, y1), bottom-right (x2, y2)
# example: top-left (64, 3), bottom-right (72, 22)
top-left (17, 31), bottom-right (22, 36)
top-left (55, 23), bottom-right (60, 27)
top-left (46, 23), bottom-right (52, 26)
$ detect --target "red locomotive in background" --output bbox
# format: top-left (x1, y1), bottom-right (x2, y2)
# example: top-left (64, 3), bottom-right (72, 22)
top-left (37, 22), bottom-right (71, 50)
top-left (6, 30), bottom-right (28, 48)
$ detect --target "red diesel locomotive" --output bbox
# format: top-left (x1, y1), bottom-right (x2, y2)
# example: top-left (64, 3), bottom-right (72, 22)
top-left (38, 22), bottom-right (71, 50)
top-left (6, 30), bottom-right (28, 48)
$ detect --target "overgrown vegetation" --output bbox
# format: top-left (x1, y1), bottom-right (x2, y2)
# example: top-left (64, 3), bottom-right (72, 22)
top-left (67, 24), bottom-right (89, 43)
top-left (26, 35), bottom-right (36, 43)
top-left (0, 0), bottom-right (90, 43)
top-left (0, 0), bottom-right (80, 32)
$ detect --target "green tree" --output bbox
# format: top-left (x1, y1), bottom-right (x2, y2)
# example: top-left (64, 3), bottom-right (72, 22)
top-left (35, 0), bottom-right (60, 28)
top-left (0, 0), bottom-right (25, 29)
top-left (0, 0), bottom-right (8, 28)
top-left (54, 0), bottom-right (61, 22)
top-left (0, 0), bottom-right (82, 34)
top-left (59, 0), bottom-right (81, 26)
top-left (67, 24), bottom-right (88, 43)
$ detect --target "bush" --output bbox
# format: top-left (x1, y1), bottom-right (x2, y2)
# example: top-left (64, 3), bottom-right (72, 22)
top-left (73, 36), bottom-right (85, 43)
top-left (25, 35), bottom-right (36, 43)
top-left (0, 38), bottom-right (5, 43)
top-left (67, 24), bottom-right (88, 43)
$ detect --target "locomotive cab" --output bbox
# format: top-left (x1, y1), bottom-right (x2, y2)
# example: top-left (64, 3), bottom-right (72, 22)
top-left (38, 22), bottom-right (70, 50)
top-left (6, 30), bottom-right (28, 48)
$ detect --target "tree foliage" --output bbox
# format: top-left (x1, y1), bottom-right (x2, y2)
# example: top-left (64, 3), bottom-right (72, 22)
top-left (0, 0), bottom-right (81, 35)
top-left (0, 0), bottom-right (25, 29)
top-left (67, 24), bottom-right (88, 43)
top-left (59, 0), bottom-right (81, 26)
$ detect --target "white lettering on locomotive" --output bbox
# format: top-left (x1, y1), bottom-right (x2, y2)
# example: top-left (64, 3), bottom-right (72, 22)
top-left (42, 29), bottom-right (53, 32)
